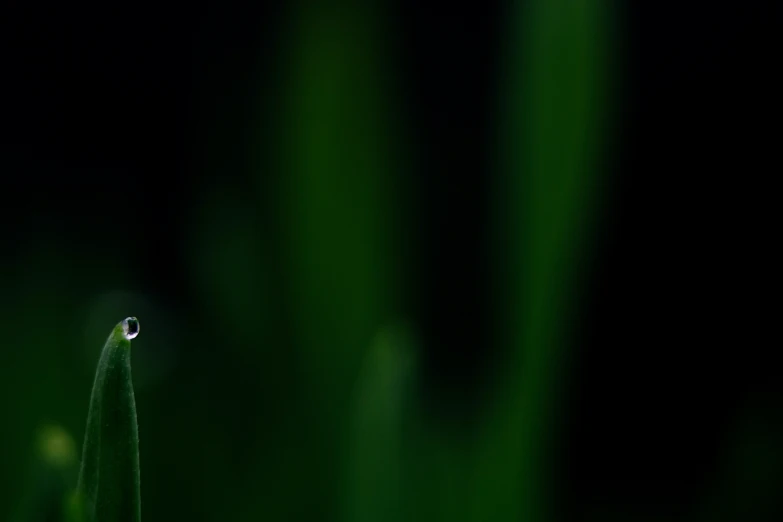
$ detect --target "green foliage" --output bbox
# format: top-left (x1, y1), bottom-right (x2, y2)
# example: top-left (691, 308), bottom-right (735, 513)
top-left (345, 325), bottom-right (416, 522)
top-left (74, 318), bottom-right (142, 522)
top-left (11, 426), bottom-right (78, 522)
top-left (475, 1), bottom-right (609, 521)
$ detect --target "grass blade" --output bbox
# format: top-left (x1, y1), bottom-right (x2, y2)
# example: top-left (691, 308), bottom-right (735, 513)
top-left (476, 1), bottom-right (610, 520)
top-left (345, 325), bottom-right (416, 522)
top-left (76, 317), bottom-right (141, 522)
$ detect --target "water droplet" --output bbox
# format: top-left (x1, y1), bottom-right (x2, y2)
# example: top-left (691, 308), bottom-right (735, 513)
top-left (122, 317), bottom-right (140, 340)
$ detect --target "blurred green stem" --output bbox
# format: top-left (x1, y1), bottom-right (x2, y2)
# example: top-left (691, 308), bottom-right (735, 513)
top-left (475, 1), bottom-right (609, 521)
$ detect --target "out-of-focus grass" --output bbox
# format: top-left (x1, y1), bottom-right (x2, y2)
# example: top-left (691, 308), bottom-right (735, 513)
top-left (275, 2), bottom-right (404, 518)
top-left (11, 426), bottom-right (77, 522)
top-left (475, 1), bottom-right (609, 521)
top-left (345, 324), bottom-right (416, 522)
top-left (279, 2), bottom-right (401, 403)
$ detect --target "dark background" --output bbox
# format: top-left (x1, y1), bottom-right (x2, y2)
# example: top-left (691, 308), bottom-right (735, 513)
top-left (1, 1), bottom-right (779, 521)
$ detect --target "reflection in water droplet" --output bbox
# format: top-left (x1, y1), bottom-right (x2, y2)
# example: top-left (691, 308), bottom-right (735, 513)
top-left (122, 317), bottom-right (140, 340)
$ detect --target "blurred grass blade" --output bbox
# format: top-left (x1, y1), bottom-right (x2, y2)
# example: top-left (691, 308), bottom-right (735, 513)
top-left (279, 2), bottom-right (401, 400)
top-left (476, 1), bottom-right (610, 521)
top-left (345, 325), bottom-right (416, 522)
top-left (276, 3), bottom-right (403, 514)
top-left (76, 318), bottom-right (141, 522)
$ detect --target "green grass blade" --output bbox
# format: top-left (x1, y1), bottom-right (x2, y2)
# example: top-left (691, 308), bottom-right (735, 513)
top-left (476, 1), bottom-right (610, 521)
top-left (345, 325), bottom-right (416, 522)
top-left (76, 318), bottom-right (141, 522)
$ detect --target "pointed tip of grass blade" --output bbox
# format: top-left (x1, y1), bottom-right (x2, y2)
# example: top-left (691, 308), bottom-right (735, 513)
top-left (77, 317), bottom-right (142, 522)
